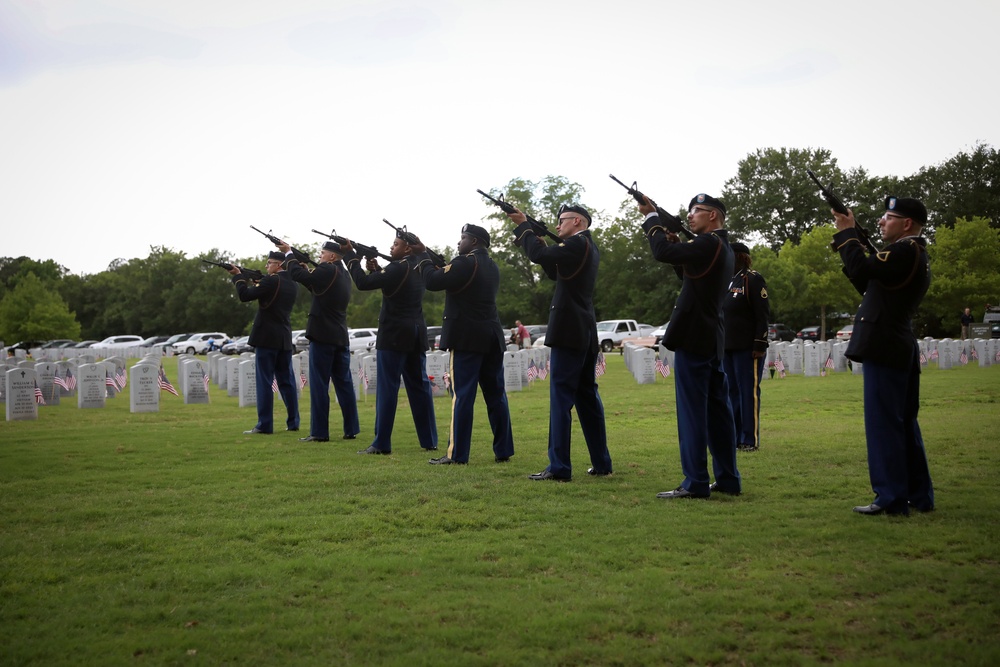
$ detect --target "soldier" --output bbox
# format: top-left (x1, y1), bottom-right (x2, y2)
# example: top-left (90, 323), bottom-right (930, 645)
top-left (229, 251), bottom-right (300, 435)
top-left (417, 224), bottom-right (514, 465)
top-left (505, 204), bottom-right (613, 481)
top-left (723, 242), bottom-right (769, 452)
top-left (341, 232), bottom-right (438, 455)
top-left (832, 196), bottom-right (934, 516)
top-left (279, 241), bottom-right (359, 443)
top-left (636, 193), bottom-right (740, 499)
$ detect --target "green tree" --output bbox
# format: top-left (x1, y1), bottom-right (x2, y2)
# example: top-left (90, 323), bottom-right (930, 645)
top-left (920, 217), bottom-right (1000, 337)
top-left (908, 142), bottom-right (1000, 233)
top-left (722, 147), bottom-right (885, 251)
top-left (0, 273), bottom-right (81, 341)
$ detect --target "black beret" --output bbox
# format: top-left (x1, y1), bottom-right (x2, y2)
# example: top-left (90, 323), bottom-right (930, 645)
top-left (267, 251), bottom-right (285, 261)
top-left (461, 223), bottom-right (490, 246)
top-left (730, 242), bottom-right (751, 255)
top-left (689, 193), bottom-right (727, 216)
top-left (559, 204), bottom-right (592, 224)
top-left (885, 196), bottom-right (927, 225)
top-left (321, 241), bottom-right (342, 253)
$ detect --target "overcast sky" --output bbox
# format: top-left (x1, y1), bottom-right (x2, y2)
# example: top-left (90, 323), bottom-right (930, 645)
top-left (2, 0), bottom-right (998, 276)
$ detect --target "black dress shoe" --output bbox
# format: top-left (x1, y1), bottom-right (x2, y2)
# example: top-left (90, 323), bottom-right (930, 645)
top-left (737, 443), bottom-right (759, 452)
top-left (286, 427), bottom-right (299, 432)
top-left (495, 456), bottom-right (511, 463)
top-left (709, 482), bottom-right (741, 496)
top-left (299, 436), bottom-right (329, 442)
top-left (357, 445), bottom-right (389, 455)
top-left (429, 456), bottom-right (465, 465)
top-left (587, 467), bottom-right (612, 476)
top-left (528, 470), bottom-right (570, 482)
top-left (343, 434), bottom-right (357, 440)
top-left (656, 486), bottom-right (709, 499)
top-left (243, 427), bottom-right (271, 435)
top-left (852, 503), bottom-right (885, 515)
top-left (422, 446), bottom-right (438, 451)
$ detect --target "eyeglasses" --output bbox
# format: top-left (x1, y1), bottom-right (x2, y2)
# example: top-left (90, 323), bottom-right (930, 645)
top-left (690, 206), bottom-right (713, 215)
top-left (881, 212), bottom-right (908, 220)
top-left (557, 216), bottom-right (579, 225)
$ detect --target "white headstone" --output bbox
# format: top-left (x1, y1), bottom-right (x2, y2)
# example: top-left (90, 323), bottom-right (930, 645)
top-left (181, 359), bottom-right (210, 404)
top-left (633, 347), bottom-right (656, 384)
top-left (5, 367), bottom-right (39, 421)
top-left (238, 359), bottom-right (257, 408)
top-left (129, 362), bottom-right (160, 413)
top-left (77, 363), bottom-right (107, 409)
top-left (34, 362), bottom-right (60, 406)
top-left (803, 344), bottom-right (821, 377)
top-left (227, 357), bottom-right (241, 397)
top-left (503, 351), bottom-right (522, 392)
top-left (425, 352), bottom-right (448, 397)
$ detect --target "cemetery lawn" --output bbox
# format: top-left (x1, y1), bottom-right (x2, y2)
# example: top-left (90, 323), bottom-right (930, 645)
top-left (2, 356), bottom-right (999, 666)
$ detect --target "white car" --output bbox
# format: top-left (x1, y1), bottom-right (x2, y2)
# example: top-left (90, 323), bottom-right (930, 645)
top-left (348, 328), bottom-right (378, 352)
top-left (91, 335), bottom-right (144, 351)
top-left (836, 324), bottom-right (854, 341)
top-left (172, 332), bottom-right (230, 355)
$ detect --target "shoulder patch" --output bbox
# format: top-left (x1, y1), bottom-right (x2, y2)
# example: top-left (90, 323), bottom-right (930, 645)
top-left (876, 251), bottom-right (891, 262)
top-left (760, 287), bottom-right (768, 299)
top-left (558, 242), bottom-right (566, 247)
top-left (443, 264), bottom-right (452, 273)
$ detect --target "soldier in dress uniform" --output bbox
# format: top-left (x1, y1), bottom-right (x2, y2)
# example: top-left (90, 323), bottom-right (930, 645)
top-left (229, 251), bottom-right (300, 435)
top-left (341, 232), bottom-right (438, 455)
top-left (279, 240), bottom-right (359, 443)
top-left (505, 204), bottom-right (613, 482)
top-left (417, 223), bottom-right (514, 465)
top-left (832, 196), bottom-right (934, 516)
top-left (723, 242), bottom-right (770, 452)
top-left (636, 193), bottom-right (740, 500)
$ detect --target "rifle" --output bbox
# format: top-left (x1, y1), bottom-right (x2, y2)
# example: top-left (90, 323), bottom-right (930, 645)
top-left (806, 169), bottom-right (877, 254)
top-left (476, 189), bottom-right (562, 242)
top-left (249, 225), bottom-right (318, 266)
top-left (201, 258), bottom-right (263, 281)
top-left (382, 218), bottom-right (446, 268)
top-left (609, 174), bottom-right (695, 240)
top-left (311, 229), bottom-right (392, 262)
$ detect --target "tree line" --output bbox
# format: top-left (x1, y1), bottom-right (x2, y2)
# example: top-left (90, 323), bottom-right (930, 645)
top-left (2, 144), bottom-right (998, 344)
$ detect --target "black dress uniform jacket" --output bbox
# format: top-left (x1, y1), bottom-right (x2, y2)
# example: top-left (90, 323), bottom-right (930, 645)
top-left (285, 259), bottom-right (350, 347)
top-left (514, 223), bottom-right (599, 353)
top-left (643, 216), bottom-right (734, 359)
top-left (833, 229), bottom-right (929, 370)
top-left (724, 269), bottom-right (770, 353)
top-left (233, 270), bottom-right (298, 350)
top-left (421, 247), bottom-right (506, 354)
top-left (344, 252), bottom-right (428, 352)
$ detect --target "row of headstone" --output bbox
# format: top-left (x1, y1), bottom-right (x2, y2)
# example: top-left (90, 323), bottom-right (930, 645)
top-left (503, 347), bottom-right (550, 393)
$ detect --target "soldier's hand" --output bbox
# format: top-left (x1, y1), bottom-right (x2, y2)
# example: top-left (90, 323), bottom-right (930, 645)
top-left (366, 257), bottom-right (381, 272)
top-left (340, 239), bottom-right (354, 253)
top-left (226, 266), bottom-right (241, 275)
top-left (637, 195), bottom-right (657, 216)
top-left (832, 208), bottom-right (856, 231)
top-left (506, 207), bottom-right (527, 224)
top-left (664, 231), bottom-right (680, 244)
top-left (276, 241), bottom-right (291, 253)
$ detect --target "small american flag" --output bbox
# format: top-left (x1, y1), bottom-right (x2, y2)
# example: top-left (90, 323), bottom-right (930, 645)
top-left (919, 351), bottom-right (927, 365)
top-left (774, 354), bottom-right (786, 379)
top-left (995, 349), bottom-right (1000, 363)
top-left (115, 366), bottom-right (127, 390)
top-left (971, 346), bottom-right (979, 361)
top-left (539, 360), bottom-right (549, 381)
top-left (105, 371), bottom-right (116, 389)
top-left (65, 368), bottom-right (77, 391)
top-left (526, 359), bottom-right (539, 382)
top-left (299, 371), bottom-right (308, 389)
top-left (825, 354), bottom-right (834, 369)
top-left (53, 371), bottom-right (69, 391)
top-left (443, 370), bottom-right (451, 393)
top-left (960, 348), bottom-right (968, 365)
top-left (272, 377), bottom-right (279, 393)
top-left (930, 348), bottom-right (939, 360)
top-left (595, 353), bottom-right (607, 378)
top-left (203, 371), bottom-right (211, 393)
top-left (158, 365), bottom-right (179, 395)
top-left (655, 357), bottom-right (670, 378)
top-left (34, 380), bottom-right (46, 405)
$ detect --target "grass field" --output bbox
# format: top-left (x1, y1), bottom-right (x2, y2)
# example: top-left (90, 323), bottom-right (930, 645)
top-left (2, 356), bottom-right (999, 666)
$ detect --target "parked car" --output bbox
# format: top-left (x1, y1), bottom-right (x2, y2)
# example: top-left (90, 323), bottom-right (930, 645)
top-left (3, 340), bottom-right (46, 354)
top-left (637, 323), bottom-right (655, 336)
top-left (222, 335), bottom-right (252, 355)
top-left (796, 326), bottom-right (821, 341)
top-left (72, 340), bottom-right (99, 348)
top-left (525, 325), bottom-right (547, 344)
top-left (139, 335), bottom-right (171, 348)
top-left (160, 333), bottom-right (193, 353)
top-left (293, 330), bottom-right (309, 352)
top-left (172, 332), bottom-right (230, 355)
top-left (91, 335), bottom-right (144, 350)
top-left (768, 323), bottom-right (796, 342)
top-left (426, 326), bottom-right (442, 350)
top-left (835, 324), bottom-right (854, 341)
top-left (533, 334), bottom-right (546, 347)
top-left (651, 322), bottom-right (670, 346)
top-left (991, 323), bottom-right (1000, 339)
top-left (348, 328), bottom-right (378, 352)
top-left (39, 339), bottom-right (77, 349)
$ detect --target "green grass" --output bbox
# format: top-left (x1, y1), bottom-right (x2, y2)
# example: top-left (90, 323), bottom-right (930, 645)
top-left (2, 356), bottom-right (999, 666)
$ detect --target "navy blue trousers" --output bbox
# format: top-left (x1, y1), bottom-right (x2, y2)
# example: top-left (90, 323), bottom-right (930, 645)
top-left (862, 353), bottom-right (934, 514)
top-left (723, 349), bottom-right (764, 449)
top-left (370, 349), bottom-right (438, 453)
top-left (445, 349), bottom-right (514, 463)
top-left (673, 349), bottom-right (740, 495)
top-left (308, 341), bottom-right (359, 439)
top-left (546, 346), bottom-right (612, 479)
top-left (254, 346), bottom-right (299, 433)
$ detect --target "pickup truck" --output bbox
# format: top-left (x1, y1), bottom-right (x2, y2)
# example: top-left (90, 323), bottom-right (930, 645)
top-left (595, 320), bottom-right (653, 352)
